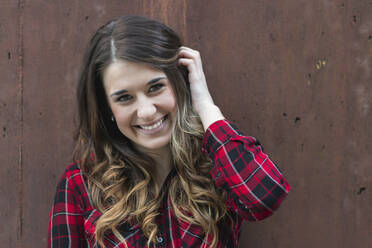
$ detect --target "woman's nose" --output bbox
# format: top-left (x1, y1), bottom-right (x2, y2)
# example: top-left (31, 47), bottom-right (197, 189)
top-left (137, 98), bottom-right (156, 120)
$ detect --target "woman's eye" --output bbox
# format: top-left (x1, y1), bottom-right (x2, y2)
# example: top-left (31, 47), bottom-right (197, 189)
top-left (149, 83), bottom-right (164, 93)
top-left (117, 94), bottom-right (132, 102)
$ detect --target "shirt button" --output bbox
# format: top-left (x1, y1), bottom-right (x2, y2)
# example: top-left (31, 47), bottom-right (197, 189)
top-left (156, 236), bottom-right (164, 243)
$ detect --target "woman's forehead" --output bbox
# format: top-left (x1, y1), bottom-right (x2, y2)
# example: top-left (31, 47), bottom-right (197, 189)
top-left (103, 61), bottom-right (166, 91)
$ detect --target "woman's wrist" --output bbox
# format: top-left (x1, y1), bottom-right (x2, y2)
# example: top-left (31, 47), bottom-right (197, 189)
top-left (197, 103), bottom-right (225, 131)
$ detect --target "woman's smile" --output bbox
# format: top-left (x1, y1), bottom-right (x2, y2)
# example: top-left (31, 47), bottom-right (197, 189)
top-left (135, 114), bottom-right (169, 134)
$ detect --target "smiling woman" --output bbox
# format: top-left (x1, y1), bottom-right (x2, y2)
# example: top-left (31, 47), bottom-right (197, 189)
top-left (48, 15), bottom-right (290, 248)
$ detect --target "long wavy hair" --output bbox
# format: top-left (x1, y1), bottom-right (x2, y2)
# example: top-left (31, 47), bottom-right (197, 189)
top-left (74, 16), bottom-right (230, 247)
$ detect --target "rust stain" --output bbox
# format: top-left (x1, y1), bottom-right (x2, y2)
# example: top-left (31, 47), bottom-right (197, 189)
top-left (161, 0), bottom-right (168, 25)
top-left (150, 0), bottom-right (154, 18)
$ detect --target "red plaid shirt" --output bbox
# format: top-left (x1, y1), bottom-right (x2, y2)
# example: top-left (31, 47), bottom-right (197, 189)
top-left (48, 119), bottom-right (290, 247)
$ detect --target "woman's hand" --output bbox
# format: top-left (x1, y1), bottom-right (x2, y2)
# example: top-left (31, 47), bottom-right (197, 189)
top-left (177, 46), bottom-right (224, 130)
top-left (177, 46), bottom-right (214, 113)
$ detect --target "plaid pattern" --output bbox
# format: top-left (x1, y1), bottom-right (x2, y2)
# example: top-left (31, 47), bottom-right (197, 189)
top-left (48, 119), bottom-right (290, 247)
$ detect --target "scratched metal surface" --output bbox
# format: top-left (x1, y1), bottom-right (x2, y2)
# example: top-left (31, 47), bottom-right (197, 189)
top-left (0, 0), bottom-right (371, 247)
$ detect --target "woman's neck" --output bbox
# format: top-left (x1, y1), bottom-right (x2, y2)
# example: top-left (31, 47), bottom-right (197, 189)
top-left (135, 144), bottom-right (173, 188)
top-left (155, 152), bottom-right (172, 187)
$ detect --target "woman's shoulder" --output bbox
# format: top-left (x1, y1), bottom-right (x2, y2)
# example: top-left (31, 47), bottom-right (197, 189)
top-left (58, 161), bottom-right (84, 182)
top-left (56, 162), bottom-right (90, 198)
top-left (53, 162), bottom-right (95, 212)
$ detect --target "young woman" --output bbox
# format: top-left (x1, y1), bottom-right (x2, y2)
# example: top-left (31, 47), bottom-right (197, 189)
top-left (48, 15), bottom-right (290, 248)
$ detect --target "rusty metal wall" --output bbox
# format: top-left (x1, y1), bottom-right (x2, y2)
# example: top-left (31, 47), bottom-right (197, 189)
top-left (0, 0), bottom-right (371, 247)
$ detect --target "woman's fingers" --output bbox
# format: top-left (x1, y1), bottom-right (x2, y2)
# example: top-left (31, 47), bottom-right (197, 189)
top-left (179, 46), bottom-right (198, 53)
top-left (178, 47), bottom-right (204, 74)
top-left (177, 46), bottom-right (204, 79)
top-left (178, 47), bottom-right (202, 63)
top-left (178, 48), bottom-right (199, 59)
top-left (177, 58), bottom-right (195, 68)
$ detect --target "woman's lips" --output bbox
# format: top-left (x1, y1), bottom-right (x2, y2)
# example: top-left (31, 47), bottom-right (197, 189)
top-left (135, 115), bottom-right (168, 134)
top-left (139, 115), bottom-right (166, 129)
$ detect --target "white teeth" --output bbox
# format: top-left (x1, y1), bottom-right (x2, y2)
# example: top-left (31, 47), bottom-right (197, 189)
top-left (139, 116), bottom-right (165, 130)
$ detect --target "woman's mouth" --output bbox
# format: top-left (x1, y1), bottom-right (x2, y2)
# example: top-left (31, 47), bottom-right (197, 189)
top-left (135, 115), bottom-right (168, 134)
top-left (139, 115), bottom-right (166, 130)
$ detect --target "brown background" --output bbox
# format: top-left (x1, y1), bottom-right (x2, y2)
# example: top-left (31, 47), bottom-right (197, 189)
top-left (1, 0), bottom-right (371, 247)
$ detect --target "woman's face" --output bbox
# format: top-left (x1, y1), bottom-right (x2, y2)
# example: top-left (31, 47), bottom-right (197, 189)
top-left (103, 60), bottom-right (177, 153)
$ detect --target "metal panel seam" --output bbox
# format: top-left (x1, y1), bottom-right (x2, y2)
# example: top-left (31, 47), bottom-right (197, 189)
top-left (17, 0), bottom-right (24, 244)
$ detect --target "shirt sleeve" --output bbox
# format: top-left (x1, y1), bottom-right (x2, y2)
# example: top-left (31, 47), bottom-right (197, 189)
top-left (202, 119), bottom-right (290, 221)
top-left (48, 164), bottom-right (88, 247)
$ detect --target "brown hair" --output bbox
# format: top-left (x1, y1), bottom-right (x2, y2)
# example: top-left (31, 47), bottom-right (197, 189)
top-left (74, 15), bottom-right (230, 247)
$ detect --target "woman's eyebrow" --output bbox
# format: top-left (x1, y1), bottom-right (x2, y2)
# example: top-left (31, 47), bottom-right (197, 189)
top-left (147, 76), bottom-right (166, 85)
top-left (111, 89), bottom-right (128, 97)
top-left (110, 76), bottom-right (167, 97)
